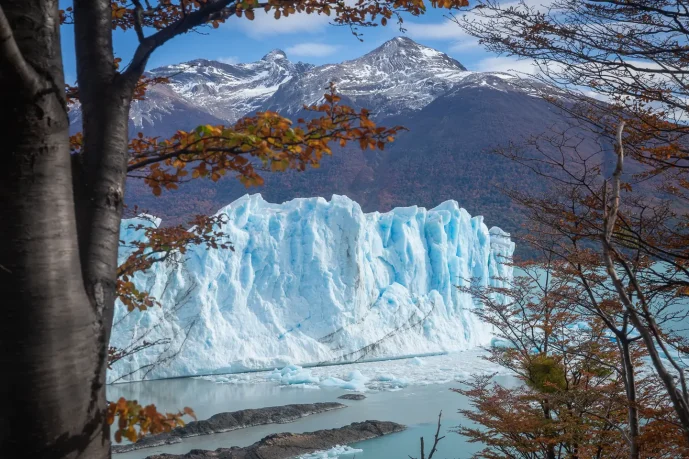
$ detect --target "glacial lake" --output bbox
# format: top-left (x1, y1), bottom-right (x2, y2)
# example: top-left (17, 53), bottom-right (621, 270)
top-left (108, 351), bottom-right (517, 459)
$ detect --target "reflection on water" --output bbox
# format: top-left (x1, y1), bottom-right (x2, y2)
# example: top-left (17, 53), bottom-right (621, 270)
top-left (108, 374), bottom-right (517, 459)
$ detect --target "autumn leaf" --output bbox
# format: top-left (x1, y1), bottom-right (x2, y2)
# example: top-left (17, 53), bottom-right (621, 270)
top-left (126, 83), bottom-right (405, 194)
top-left (107, 397), bottom-right (195, 443)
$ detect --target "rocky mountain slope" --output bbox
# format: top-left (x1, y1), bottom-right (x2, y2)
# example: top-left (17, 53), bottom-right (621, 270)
top-left (260, 36), bottom-right (469, 119)
top-left (145, 50), bottom-right (314, 127)
top-left (67, 36), bottom-right (611, 244)
top-left (102, 36), bottom-right (472, 135)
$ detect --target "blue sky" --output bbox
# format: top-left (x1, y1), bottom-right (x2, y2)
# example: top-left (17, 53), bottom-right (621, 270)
top-left (59, 4), bottom-right (533, 84)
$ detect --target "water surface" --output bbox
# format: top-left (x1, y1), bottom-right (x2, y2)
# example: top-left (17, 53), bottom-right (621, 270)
top-left (108, 364), bottom-right (515, 459)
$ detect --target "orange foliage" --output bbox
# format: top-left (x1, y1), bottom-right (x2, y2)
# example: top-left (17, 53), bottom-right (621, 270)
top-left (457, 259), bottom-right (689, 458)
top-left (61, 0), bottom-right (469, 33)
top-left (69, 83), bottom-right (405, 196)
top-left (117, 213), bottom-right (229, 312)
top-left (123, 84), bottom-right (404, 194)
top-left (106, 397), bottom-right (196, 443)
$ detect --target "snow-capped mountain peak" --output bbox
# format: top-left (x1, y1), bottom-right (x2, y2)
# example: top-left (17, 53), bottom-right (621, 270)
top-left (360, 35), bottom-right (467, 72)
top-left (260, 37), bottom-right (471, 119)
top-left (124, 51), bottom-right (312, 133)
top-left (71, 36), bottom-right (551, 137)
top-left (262, 49), bottom-right (288, 61)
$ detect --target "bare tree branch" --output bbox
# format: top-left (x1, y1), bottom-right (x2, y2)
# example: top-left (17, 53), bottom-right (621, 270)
top-left (601, 121), bottom-right (689, 442)
top-left (121, 0), bottom-right (244, 87)
top-left (409, 411), bottom-right (445, 459)
top-left (131, 0), bottom-right (147, 42)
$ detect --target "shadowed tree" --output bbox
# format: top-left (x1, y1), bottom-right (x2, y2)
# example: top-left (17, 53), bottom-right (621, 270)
top-left (458, 255), bottom-right (689, 458)
top-left (453, 0), bottom-right (689, 445)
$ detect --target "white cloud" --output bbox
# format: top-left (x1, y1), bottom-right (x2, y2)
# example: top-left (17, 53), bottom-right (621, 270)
top-left (404, 19), bottom-right (467, 40)
top-left (403, 19), bottom-right (481, 56)
top-left (217, 56), bottom-right (239, 64)
top-left (474, 56), bottom-right (540, 75)
top-left (236, 11), bottom-right (330, 38)
top-left (403, 0), bottom-right (555, 52)
top-left (448, 39), bottom-right (481, 53)
top-left (286, 43), bottom-right (340, 58)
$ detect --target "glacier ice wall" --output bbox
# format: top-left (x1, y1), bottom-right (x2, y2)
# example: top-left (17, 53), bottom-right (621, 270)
top-left (109, 194), bottom-right (514, 382)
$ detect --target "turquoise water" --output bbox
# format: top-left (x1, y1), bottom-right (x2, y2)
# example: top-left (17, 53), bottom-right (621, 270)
top-left (107, 265), bottom-right (686, 459)
top-left (108, 371), bottom-right (516, 459)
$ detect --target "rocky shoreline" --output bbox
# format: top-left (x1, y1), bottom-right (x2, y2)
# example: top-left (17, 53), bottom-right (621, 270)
top-left (338, 393), bottom-right (366, 400)
top-left (144, 420), bottom-right (406, 459)
top-left (112, 403), bottom-right (346, 454)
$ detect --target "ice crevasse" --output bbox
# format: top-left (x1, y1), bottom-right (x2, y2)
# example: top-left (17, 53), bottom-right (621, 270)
top-left (109, 194), bottom-right (514, 382)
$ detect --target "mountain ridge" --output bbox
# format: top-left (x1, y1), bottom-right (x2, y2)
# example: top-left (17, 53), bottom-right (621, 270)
top-left (69, 36), bottom-right (537, 136)
top-left (75, 36), bottom-right (476, 136)
top-left (68, 37), bottom-right (602, 252)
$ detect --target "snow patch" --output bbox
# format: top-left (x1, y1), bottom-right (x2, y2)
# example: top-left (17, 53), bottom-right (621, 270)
top-left (298, 445), bottom-right (363, 458)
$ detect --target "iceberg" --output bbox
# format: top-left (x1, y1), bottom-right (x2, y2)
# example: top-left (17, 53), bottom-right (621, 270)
top-left (109, 194), bottom-right (514, 382)
top-left (268, 364), bottom-right (321, 386)
top-left (297, 445), bottom-right (364, 458)
top-left (201, 350), bottom-right (509, 390)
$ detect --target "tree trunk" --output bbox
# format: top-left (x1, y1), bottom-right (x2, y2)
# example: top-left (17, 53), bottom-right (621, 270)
top-left (619, 339), bottom-right (640, 459)
top-left (72, 0), bottom-right (133, 421)
top-left (71, 89), bottom-right (132, 414)
top-left (0, 0), bottom-right (135, 456)
top-left (542, 402), bottom-right (557, 459)
top-left (0, 1), bottom-right (110, 457)
top-left (603, 246), bottom-right (689, 443)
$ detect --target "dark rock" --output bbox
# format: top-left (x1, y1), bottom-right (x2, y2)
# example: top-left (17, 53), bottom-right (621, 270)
top-left (337, 393), bottom-right (366, 400)
top-left (112, 402), bottom-right (345, 454)
top-left (144, 420), bottom-right (406, 459)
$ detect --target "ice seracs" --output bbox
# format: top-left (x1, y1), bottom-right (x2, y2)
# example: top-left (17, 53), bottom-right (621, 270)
top-left (109, 194), bottom-right (514, 382)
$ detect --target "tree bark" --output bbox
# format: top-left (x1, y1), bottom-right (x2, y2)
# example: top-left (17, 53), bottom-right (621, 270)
top-left (619, 338), bottom-right (640, 459)
top-left (602, 123), bottom-right (689, 441)
top-left (72, 2), bottom-right (133, 430)
top-left (0, 1), bottom-right (110, 457)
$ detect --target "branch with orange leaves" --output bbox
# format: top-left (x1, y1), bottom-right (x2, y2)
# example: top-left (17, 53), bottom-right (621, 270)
top-left (61, 1), bottom-right (470, 86)
top-left (62, 1), bottom-right (470, 35)
top-left (107, 397), bottom-right (196, 443)
top-left (117, 86), bottom-right (406, 195)
top-left (110, 212), bottom-right (229, 398)
top-left (117, 213), bottom-right (230, 312)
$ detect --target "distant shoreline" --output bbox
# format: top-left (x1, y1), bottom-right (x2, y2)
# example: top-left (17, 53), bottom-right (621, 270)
top-left (142, 420), bottom-right (406, 459)
top-left (113, 402), bottom-right (346, 454)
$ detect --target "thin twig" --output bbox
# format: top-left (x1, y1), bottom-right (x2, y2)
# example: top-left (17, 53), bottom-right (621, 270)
top-left (428, 411), bottom-right (446, 459)
top-left (410, 411), bottom-right (445, 459)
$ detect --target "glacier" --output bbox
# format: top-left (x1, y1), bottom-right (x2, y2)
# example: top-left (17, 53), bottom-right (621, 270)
top-left (109, 194), bottom-right (514, 383)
